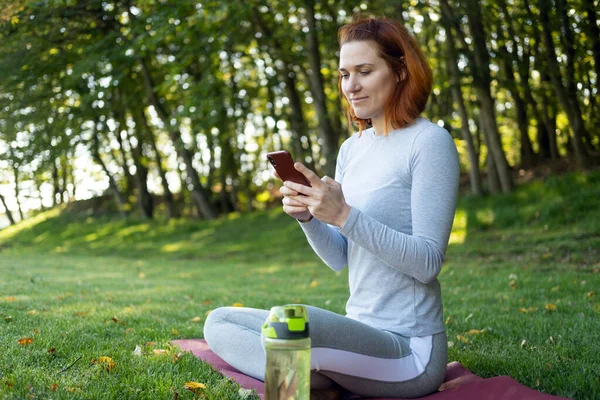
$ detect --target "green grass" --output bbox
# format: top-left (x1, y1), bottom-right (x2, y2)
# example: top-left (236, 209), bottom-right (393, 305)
top-left (1, 170), bottom-right (599, 399)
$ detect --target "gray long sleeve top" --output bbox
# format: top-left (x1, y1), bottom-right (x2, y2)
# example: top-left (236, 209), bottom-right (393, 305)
top-left (299, 118), bottom-right (460, 337)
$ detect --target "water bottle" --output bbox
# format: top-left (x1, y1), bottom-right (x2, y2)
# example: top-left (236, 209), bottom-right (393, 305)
top-left (262, 305), bottom-right (311, 400)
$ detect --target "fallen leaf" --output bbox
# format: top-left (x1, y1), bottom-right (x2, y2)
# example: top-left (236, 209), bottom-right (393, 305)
top-left (191, 316), bottom-right (202, 322)
top-left (545, 303), bottom-right (557, 311)
top-left (202, 299), bottom-right (213, 305)
top-left (464, 313), bottom-right (473, 322)
top-left (232, 302), bottom-right (243, 307)
top-left (6, 296), bottom-right (16, 302)
top-left (466, 329), bottom-right (486, 335)
top-left (18, 337), bottom-right (33, 345)
top-left (456, 335), bottom-right (471, 344)
top-left (172, 328), bottom-right (179, 335)
top-left (94, 356), bottom-right (116, 371)
top-left (50, 383), bottom-right (58, 391)
top-left (27, 310), bottom-right (37, 315)
top-left (74, 311), bottom-right (89, 317)
top-left (520, 339), bottom-right (527, 348)
top-left (184, 382), bottom-right (206, 394)
top-left (551, 286), bottom-right (560, 292)
top-left (138, 272), bottom-right (146, 279)
top-left (48, 347), bottom-right (56, 354)
top-left (519, 307), bottom-right (538, 313)
top-left (239, 388), bottom-right (254, 399)
top-left (447, 341), bottom-right (455, 348)
top-left (133, 345), bottom-right (143, 356)
top-left (509, 280), bottom-right (517, 288)
top-left (153, 349), bottom-right (168, 355)
top-left (111, 316), bottom-right (118, 323)
top-left (587, 291), bottom-right (595, 298)
top-left (309, 280), bottom-right (319, 288)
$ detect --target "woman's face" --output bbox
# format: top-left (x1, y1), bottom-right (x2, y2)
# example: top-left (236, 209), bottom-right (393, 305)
top-left (339, 40), bottom-right (397, 124)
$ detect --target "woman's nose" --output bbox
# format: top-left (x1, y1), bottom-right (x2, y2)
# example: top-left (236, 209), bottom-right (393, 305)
top-left (346, 76), bottom-right (360, 92)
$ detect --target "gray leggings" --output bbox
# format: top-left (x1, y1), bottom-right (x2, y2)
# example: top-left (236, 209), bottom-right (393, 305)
top-left (203, 305), bottom-right (447, 398)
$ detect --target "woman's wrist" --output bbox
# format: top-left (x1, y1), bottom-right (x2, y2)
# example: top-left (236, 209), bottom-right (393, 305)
top-left (336, 205), bottom-right (352, 228)
top-left (297, 215), bottom-right (314, 223)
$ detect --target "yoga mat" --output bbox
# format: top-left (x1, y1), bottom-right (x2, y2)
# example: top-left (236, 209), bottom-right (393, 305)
top-left (171, 339), bottom-right (570, 400)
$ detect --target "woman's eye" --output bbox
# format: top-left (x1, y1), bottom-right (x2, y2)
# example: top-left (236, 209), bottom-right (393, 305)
top-left (340, 74), bottom-right (349, 79)
top-left (360, 71), bottom-right (370, 76)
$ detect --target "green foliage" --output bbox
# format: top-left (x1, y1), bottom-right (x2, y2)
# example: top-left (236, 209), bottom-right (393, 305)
top-left (1, 0), bottom-right (597, 220)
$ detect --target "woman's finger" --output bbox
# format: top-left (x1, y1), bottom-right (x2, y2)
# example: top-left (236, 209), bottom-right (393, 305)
top-left (321, 176), bottom-right (340, 187)
top-left (289, 194), bottom-right (314, 206)
top-left (283, 197), bottom-right (306, 207)
top-left (280, 186), bottom-right (299, 197)
top-left (283, 205), bottom-right (309, 214)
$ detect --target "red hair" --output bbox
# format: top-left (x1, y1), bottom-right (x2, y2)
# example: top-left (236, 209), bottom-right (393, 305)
top-left (338, 17), bottom-right (433, 135)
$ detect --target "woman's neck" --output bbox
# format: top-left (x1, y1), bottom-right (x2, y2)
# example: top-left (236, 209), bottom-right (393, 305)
top-left (372, 116), bottom-right (395, 136)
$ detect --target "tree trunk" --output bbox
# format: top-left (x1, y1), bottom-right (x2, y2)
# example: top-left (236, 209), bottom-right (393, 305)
top-left (114, 89), bottom-right (153, 219)
top-left (304, 0), bottom-right (338, 177)
top-left (540, 78), bottom-right (559, 160)
top-left (464, 0), bottom-right (514, 193)
top-left (35, 177), bottom-right (46, 211)
top-left (582, 0), bottom-right (600, 96)
top-left (52, 156), bottom-right (59, 207)
top-left (486, 150), bottom-right (501, 194)
top-left (12, 166), bottom-right (24, 221)
top-left (539, 0), bottom-right (589, 166)
top-left (496, 0), bottom-right (535, 169)
top-left (136, 106), bottom-right (178, 219)
top-left (110, 98), bottom-right (135, 197)
top-left (441, 7), bottom-right (483, 196)
top-left (91, 122), bottom-right (127, 217)
top-left (125, 122), bottom-right (154, 219)
top-left (69, 151), bottom-right (77, 201)
top-left (138, 56), bottom-right (216, 219)
top-left (250, 8), bottom-right (315, 171)
top-left (0, 193), bottom-right (16, 225)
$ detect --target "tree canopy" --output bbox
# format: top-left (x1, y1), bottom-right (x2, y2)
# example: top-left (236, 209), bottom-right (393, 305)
top-left (1, 0), bottom-right (598, 223)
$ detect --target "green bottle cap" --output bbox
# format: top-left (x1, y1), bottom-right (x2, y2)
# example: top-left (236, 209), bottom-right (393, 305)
top-left (262, 305), bottom-right (310, 339)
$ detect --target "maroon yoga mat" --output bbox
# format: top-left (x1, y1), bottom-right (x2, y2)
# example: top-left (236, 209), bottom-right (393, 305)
top-left (171, 339), bottom-right (570, 400)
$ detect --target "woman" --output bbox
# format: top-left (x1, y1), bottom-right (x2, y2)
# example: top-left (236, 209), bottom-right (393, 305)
top-left (204, 17), bottom-right (459, 398)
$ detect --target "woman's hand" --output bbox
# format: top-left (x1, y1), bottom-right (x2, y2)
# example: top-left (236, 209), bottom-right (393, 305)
top-left (274, 171), bottom-right (313, 222)
top-left (280, 163), bottom-right (351, 228)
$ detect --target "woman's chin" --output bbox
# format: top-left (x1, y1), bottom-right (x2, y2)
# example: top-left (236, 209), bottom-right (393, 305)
top-left (353, 111), bottom-right (372, 120)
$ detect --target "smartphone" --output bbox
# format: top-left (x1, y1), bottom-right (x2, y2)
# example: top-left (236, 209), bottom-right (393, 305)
top-left (266, 150), bottom-right (312, 187)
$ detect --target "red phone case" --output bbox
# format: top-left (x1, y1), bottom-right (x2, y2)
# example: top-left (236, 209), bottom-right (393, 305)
top-left (266, 151), bottom-right (312, 187)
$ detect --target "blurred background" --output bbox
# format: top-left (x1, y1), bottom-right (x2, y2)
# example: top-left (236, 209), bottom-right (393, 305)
top-left (1, 0), bottom-right (598, 227)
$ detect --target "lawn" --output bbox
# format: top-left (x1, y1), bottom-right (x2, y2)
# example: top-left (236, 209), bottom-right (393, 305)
top-left (1, 170), bottom-right (599, 399)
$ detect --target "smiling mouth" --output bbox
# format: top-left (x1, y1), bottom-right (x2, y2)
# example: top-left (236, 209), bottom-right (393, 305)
top-left (351, 97), bottom-right (368, 104)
